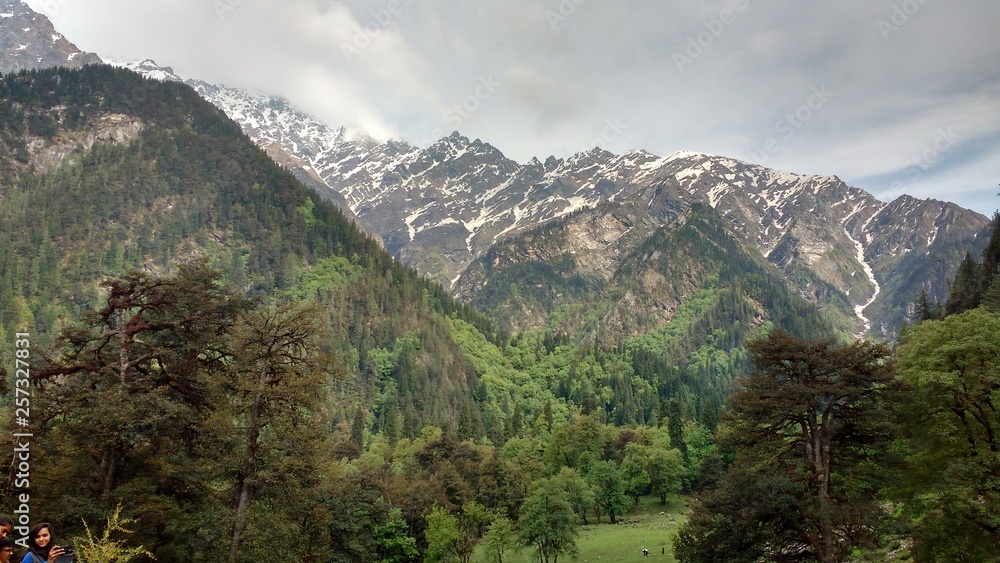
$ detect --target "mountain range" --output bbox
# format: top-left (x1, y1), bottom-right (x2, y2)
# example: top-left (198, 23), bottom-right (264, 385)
top-left (1, 0), bottom-right (990, 341)
top-left (115, 57), bottom-right (990, 339)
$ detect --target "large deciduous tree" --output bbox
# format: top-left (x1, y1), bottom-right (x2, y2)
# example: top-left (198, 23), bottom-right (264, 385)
top-left (586, 459), bottom-right (628, 524)
top-left (646, 446), bottom-right (685, 504)
top-left (894, 308), bottom-right (1000, 561)
top-left (676, 330), bottom-right (897, 563)
top-left (517, 477), bottom-right (579, 563)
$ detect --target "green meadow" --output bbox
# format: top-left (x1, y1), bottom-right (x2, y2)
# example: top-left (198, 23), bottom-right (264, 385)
top-left (472, 495), bottom-right (691, 562)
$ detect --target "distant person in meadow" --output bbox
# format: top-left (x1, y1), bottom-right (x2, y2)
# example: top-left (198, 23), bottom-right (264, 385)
top-left (642, 546), bottom-right (650, 557)
top-left (19, 524), bottom-right (67, 563)
top-left (0, 537), bottom-right (15, 563)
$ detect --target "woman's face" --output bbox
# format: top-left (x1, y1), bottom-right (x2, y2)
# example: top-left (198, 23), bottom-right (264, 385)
top-left (35, 528), bottom-right (51, 548)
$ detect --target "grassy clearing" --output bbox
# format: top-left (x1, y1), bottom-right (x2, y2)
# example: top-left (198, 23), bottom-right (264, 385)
top-left (472, 495), bottom-right (691, 562)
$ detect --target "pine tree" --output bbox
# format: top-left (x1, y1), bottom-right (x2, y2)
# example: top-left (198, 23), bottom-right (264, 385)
top-left (983, 275), bottom-right (1000, 314)
top-left (945, 252), bottom-right (983, 316)
top-left (351, 406), bottom-right (366, 448)
top-left (665, 398), bottom-right (689, 464)
top-left (384, 401), bottom-right (402, 443)
top-left (981, 211), bottom-right (1000, 288)
top-left (914, 288), bottom-right (944, 321)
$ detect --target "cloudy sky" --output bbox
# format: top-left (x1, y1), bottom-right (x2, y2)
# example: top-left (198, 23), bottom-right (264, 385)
top-left (27, 0), bottom-right (1000, 215)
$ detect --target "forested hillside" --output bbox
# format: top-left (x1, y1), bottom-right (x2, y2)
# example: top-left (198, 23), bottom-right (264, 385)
top-left (0, 65), bottom-right (722, 561)
top-left (0, 64), bottom-right (503, 430)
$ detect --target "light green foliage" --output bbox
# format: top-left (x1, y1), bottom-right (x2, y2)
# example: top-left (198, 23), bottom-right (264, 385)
top-left (72, 505), bottom-right (154, 563)
top-left (647, 447), bottom-right (685, 504)
top-left (543, 413), bottom-right (608, 472)
top-left (426, 502), bottom-right (497, 563)
top-left (476, 494), bottom-right (690, 563)
top-left (517, 477), bottom-right (579, 563)
top-left (587, 460), bottom-right (629, 524)
top-left (289, 256), bottom-right (363, 301)
top-left (553, 467), bottom-right (596, 525)
top-left (458, 502), bottom-right (497, 563)
top-left (295, 195), bottom-right (316, 225)
top-left (682, 421), bottom-right (717, 484)
top-left (372, 506), bottom-right (419, 563)
top-left (426, 508), bottom-right (463, 563)
top-left (895, 308), bottom-right (1000, 561)
top-left (480, 514), bottom-right (518, 563)
top-left (620, 443), bottom-right (651, 509)
top-left (630, 287), bottom-right (720, 356)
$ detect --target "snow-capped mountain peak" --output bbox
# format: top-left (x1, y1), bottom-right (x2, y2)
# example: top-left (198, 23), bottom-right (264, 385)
top-left (104, 60), bottom-right (988, 338)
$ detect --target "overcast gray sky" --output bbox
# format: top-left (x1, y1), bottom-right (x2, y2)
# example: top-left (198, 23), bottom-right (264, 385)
top-left (27, 0), bottom-right (1000, 215)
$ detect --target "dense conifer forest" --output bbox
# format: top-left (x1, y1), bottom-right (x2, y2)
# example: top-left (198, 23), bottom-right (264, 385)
top-left (0, 66), bottom-right (998, 562)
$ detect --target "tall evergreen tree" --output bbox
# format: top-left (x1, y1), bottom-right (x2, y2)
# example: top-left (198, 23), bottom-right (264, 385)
top-left (665, 398), bottom-right (689, 464)
top-left (981, 211), bottom-right (1000, 289)
top-left (30, 264), bottom-right (248, 556)
top-left (945, 252), bottom-right (983, 315)
top-left (220, 304), bottom-right (326, 563)
top-left (915, 289), bottom-right (936, 321)
top-left (983, 275), bottom-right (1000, 314)
top-left (676, 330), bottom-right (897, 563)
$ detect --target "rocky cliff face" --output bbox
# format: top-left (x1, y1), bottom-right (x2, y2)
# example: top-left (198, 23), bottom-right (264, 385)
top-left (24, 113), bottom-right (144, 172)
top-left (451, 151), bottom-right (989, 338)
top-left (0, 0), bottom-right (101, 73)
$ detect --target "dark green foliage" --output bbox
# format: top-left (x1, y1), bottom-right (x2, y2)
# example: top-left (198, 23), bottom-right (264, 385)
top-left (983, 275), bottom-right (1000, 314)
top-left (676, 331), bottom-right (898, 563)
top-left (980, 212), bottom-right (1000, 314)
top-left (675, 466), bottom-right (809, 562)
top-left (665, 398), bottom-right (688, 463)
top-left (20, 266), bottom-right (330, 560)
top-left (913, 289), bottom-right (942, 322)
top-left (981, 211), bottom-right (1000, 288)
top-left (945, 252), bottom-right (983, 315)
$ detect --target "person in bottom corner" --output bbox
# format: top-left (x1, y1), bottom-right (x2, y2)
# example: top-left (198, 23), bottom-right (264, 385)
top-left (1, 537), bottom-right (16, 563)
top-left (19, 524), bottom-right (66, 563)
top-left (0, 516), bottom-right (13, 539)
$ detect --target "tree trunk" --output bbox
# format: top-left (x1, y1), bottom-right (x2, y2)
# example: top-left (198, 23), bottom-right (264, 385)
top-left (99, 445), bottom-right (120, 496)
top-left (118, 310), bottom-right (129, 383)
top-left (815, 429), bottom-right (835, 563)
top-left (229, 363), bottom-right (266, 563)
